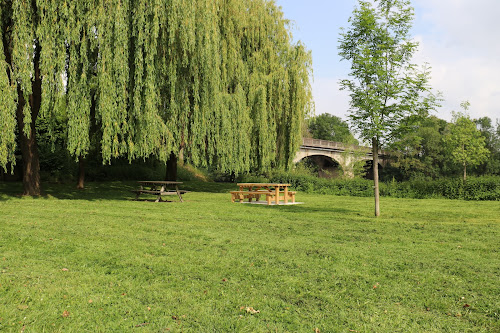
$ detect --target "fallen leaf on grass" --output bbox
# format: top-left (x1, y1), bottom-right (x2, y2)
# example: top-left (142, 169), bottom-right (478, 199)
top-left (314, 328), bottom-right (320, 333)
top-left (222, 278), bottom-right (227, 282)
top-left (463, 304), bottom-right (470, 308)
top-left (62, 310), bottom-right (70, 318)
top-left (245, 307), bottom-right (260, 314)
top-left (61, 268), bottom-right (69, 272)
top-left (88, 299), bottom-right (93, 304)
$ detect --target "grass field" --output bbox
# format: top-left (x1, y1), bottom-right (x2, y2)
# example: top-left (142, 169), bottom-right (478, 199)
top-left (0, 181), bottom-right (499, 332)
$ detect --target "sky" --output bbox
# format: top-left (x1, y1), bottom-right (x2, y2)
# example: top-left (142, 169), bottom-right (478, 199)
top-left (274, 0), bottom-right (500, 124)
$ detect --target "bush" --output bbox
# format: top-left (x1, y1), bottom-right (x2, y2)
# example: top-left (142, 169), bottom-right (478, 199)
top-left (270, 170), bottom-right (374, 197)
top-left (269, 169), bottom-right (500, 201)
top-left (178, 164), bottom-right (212, 182)
top-left (380, 176), bottom-right (500, 200)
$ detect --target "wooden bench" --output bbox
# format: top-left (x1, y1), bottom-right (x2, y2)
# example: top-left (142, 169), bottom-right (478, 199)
top-left (230, 190), bottom-right (296, 204)
top-left (265, 191), bottom-right (296, 205)
top-left (131, 189), bottom-right (189, 202)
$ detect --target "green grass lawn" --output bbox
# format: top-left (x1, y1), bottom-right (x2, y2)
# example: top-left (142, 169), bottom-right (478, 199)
top-left (0, 181), bottom-right (499, 332)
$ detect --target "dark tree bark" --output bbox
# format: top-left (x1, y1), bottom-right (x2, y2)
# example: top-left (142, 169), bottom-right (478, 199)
top-left (165, 152), bottom-right (178, 181)
top-left (15, 40), bottom-right (42, 196)
top-left (3, 2), bottom-right (43, 196)
top-left (75, 93), bottom-right (97, 189)
top-left (16, 95), bottom-right (41, 196)
top-left (77, 156), bottom-right (86, 189)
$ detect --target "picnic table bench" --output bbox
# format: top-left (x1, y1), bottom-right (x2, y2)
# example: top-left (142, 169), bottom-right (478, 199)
top-left (231, 183), bottom-right (296, 205)
top-left (132, 181), bottom-right (189, 202)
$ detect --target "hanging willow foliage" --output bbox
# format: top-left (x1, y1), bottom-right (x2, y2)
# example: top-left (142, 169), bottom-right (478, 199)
top-left (0, 6), bottom-right (17, 171)
top-left (0, 0), bottom-right (312, 175)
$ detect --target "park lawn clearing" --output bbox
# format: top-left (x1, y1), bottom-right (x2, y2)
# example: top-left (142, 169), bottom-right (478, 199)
top-left (0, 181), bottom-right (499, 332)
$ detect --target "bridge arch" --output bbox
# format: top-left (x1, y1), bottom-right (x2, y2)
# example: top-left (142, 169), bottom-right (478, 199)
top-left (295, 138), bottom-right (388, 179)
top-left (296, 154), bottom-right (342, 178)
top-left (359, 160), bottom-right (385, 180)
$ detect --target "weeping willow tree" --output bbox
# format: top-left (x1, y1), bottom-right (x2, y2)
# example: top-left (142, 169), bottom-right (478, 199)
top-left (0, 0), bottom-right (312, 195)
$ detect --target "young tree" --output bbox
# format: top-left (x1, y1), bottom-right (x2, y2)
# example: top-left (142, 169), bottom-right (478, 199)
top-left (338, 0), bottom-right (439, 216)
top-left (445, 102), bottom-right (490, 181)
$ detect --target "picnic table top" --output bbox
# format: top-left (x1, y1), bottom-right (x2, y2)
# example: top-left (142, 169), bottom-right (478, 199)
top-left (237, 183), bottom-right (291, 187)
top-left (137, 181), bottom-right (183, 185)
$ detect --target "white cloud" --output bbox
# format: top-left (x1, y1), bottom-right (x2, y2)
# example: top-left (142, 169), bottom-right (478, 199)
top-left (412, 0), bottom-right (500, 121)
top-left (310, 0), bottom-right (500, 125)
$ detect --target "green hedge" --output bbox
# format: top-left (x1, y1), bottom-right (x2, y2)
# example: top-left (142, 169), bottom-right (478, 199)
top-left (270, 171), bottom-right (500, 201)
top-left (381, 176), bottom-right (500, 200)
top-left (271, 172), bottom-right (374, 197)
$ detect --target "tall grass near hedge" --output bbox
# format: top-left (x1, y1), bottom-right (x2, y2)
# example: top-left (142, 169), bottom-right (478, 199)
top-left (271, 172), bottom-right (500, 200)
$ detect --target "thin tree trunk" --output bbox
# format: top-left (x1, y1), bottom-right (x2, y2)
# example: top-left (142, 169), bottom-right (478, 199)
top-left (463, 163), bottom-right (467, 182)
top-left (77, 155), bottom-right (85, 189)
top-left (165, 152), bottom-right (178, 181)
top-left (372, 137), bottom-right (380, 217)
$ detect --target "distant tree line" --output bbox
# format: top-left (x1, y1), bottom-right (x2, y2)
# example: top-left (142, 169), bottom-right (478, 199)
top-left (388, 111), bottom-right (498, 181)
top-left (307, 111), bottom-right (499, 182)
top-left (0, 0), bottom-right (313, 195)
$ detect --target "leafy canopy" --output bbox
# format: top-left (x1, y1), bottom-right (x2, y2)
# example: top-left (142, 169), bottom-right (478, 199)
top-left (308, 113), bottom-right (358, 144)
top-left (444, 102), bottom-right (490, 180)
top-left (0, 0), bottom-right (313, 174)
top-left (338, 0), bottom-right (439, 145)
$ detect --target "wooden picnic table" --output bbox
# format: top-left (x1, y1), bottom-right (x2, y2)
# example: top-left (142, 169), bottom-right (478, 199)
top-left (231, 183), bottom-right (295, 205)
top-left (132, 181), bottom-right (188, 202)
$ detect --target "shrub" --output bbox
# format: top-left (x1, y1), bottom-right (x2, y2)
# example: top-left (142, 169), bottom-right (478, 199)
top-left (270, 170), bottom-right (500, 201)
top-left (379, 176), bottom-right (500, 200)
top-left (270, 170), bottom-right (374, 197)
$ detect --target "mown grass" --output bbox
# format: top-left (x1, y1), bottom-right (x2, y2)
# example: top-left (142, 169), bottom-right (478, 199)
top-left (0, 181), bottom-right (499, 332)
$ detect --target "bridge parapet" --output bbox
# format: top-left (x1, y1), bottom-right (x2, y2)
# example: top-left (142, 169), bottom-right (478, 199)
top-left (301, 138), bottom-right (362, 152)
top-left (301, 138), bottom-right (388, 157)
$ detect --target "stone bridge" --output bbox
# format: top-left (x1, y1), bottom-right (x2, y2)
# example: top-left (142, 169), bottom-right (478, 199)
top-left (294, 138), bottom-right (389, 178)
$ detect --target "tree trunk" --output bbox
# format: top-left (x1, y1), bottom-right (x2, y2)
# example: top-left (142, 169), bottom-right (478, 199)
top-left (463, 163), bottom-right (467, 182)
top-left (372, 137), bottom-right (380, 217)
top-left (77, 155), bottom-right (86, 189)
top-left (16, 97), bottom-right (41, 196)
top-left (165, 152), bottom-right (178, 181)
top-left (15, 42), bottom-right (42, 196)
top-left (3, 9), bottom-right (42, 196)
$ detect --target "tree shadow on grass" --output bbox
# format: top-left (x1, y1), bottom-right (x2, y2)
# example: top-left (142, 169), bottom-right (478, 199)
top-left (239, 202), bottom-right (355, 215)
top-left (0, 180), bottom-right (236, 202)
top-left (0, 181), bottom-right (137, 201)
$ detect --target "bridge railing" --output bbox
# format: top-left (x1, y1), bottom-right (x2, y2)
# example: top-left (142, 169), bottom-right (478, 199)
top-left (302, 138), bottom-right (367, 151)
top-left (301, 138), bottom-right (387, 156)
